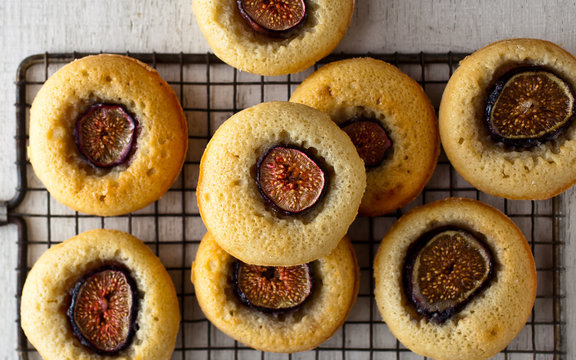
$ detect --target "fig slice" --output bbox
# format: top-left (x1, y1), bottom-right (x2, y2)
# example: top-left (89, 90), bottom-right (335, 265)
top-left (403, 228), bottom-right (494, 323)
top-left (67, 265), bottom-right (138, 354)
top-left (485, 68), bottom-right (575, 147)
top-left (237, 0), bottom-right (306, 36)
top-left (257, 145), bottom-right (326, 214)
top-left (233, 261), bottom-right (312, 312)
top-left (75, 104), bottom-right (137, 168)
top-left (340, 117), bottom-right (392, 168)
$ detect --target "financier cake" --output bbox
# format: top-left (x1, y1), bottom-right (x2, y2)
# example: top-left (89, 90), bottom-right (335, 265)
top-left (374, 198), bottom-right (536, 360)
top-left (197, 101), bottom-right (366, 266)
top-left (191, 232), bottom-right (359, 353)
top-left (29, 54), bottom-right (188, 216)
top-left (439, 38), bottom-right (576, 199)
top-left (20, 229), bottom-right (181, 360)
top-left (291, 58), bottom-right (440, 216)
top-left (192, 0), bottom-right (354, 76)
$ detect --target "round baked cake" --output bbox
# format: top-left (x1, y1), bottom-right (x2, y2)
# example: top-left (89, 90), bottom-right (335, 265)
top-left (192, 0), bottom-right (354, 76)
top-left (20, 229), bottom-right (180, 360)
top-left (29, 54), bottom-right (188, 216)
top-left (290, 57), bottom-right (440, 216)
top-left (191, 232), bottom-right (359, 353)
top-left (197, 101), bottom-right (366, 266)
top-left (439, 38), bottom-right (576, 199)
top-left (374, 197), bottom-right (536, 360)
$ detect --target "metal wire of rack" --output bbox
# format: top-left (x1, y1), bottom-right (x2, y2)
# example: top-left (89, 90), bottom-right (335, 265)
top-left (6, 52), bottom-right (566, 359)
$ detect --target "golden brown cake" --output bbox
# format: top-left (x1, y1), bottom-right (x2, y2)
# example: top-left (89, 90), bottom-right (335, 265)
top-left (29, 54), bottom-right (188, 216)
top-left (191, 232), bottom-right (359, 353)
top-left (197, 101), bottom-right (366, 266)
top-left (192, 0), bottom-right (354, 76)
top-left (290, 57), bottom-right (440, 216)
top-left (20, 229), bottom-right (181, 360)
top-left (439, 38), bottom-right (576, 199)
top-left (374, 197), bottom-right (536, 360)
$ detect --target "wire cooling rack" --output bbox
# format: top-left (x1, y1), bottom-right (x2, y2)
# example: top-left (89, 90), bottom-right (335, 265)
top-left (6, 52), bottom-right (566, 359)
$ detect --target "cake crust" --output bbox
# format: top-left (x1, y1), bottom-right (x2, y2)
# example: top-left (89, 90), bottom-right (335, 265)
top-left (192, 0), bottom-right (354, 76)
top-left (197, 101), bottom-right (366, 266)
top-left (20, 229), bottom-right (181, 360)
top-left (291, 57), bottom-right (439, 215)
top-left (29, 54), bottom-right (188, 216)
top-left (191, 232), bottom-right (359, 353)
top-left (439, 38), bottom-right (576, 199)
top-left (374, 197), bottom-right (537, 360)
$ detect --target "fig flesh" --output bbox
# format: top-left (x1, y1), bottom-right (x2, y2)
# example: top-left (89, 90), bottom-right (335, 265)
top-left (75, 104), bottom-right (137, 168)
top-left (403, 228), bottom-right (494, 323)
top-left (67, 265), bottom-right (138, 354)
top-left (340, 117), bottom-right (392, 168)
top-left (233, 261), bottom-right (312, 313)
top-left (257, 145), bottom-right (326, 214)
top-left (485, 68), bottom-right (575, 147)
top-left (237, 0), bottom-right (307, 37)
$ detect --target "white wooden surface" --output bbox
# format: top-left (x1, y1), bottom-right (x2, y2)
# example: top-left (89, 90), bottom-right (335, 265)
top-left (1, 1), bottom-right (576, 359)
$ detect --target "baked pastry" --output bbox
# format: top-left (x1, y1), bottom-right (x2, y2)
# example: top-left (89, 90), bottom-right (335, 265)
top-left (192, 0), bottom-right (354, 76)
top-left (439, 38), bottom-right (576, 199)
top-left (20, 229), bottom-right (180, 360)
top-left (374, 197), bottom-right (536, 360)
top-left (29, 54), bottom-right (188, 216)
top-left (197, 101), bottom-right (365, 266)
top-left (290, 57), bottom-right (440, 216)
top-left (191, 232), bottom-right (359, 353)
